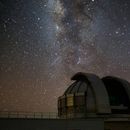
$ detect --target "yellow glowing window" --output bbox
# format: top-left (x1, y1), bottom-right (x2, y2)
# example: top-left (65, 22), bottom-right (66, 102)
top-left (67, 96), bottom-right (74, 106)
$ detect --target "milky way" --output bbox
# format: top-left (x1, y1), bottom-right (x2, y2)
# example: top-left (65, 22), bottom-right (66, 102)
top-left (0, 0), bottom-right (130, 112)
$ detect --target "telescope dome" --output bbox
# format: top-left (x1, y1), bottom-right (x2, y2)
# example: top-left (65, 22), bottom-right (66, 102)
top-left (58, 72), bottom-right (130, 118)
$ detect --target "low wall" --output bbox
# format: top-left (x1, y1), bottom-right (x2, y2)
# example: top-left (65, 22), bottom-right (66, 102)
top-left (105, 121), bottom-right (130, 130)
top-left (0, 118), bottom-right (104, 130)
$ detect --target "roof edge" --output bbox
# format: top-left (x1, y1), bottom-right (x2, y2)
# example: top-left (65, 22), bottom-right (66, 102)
top-left (71, 72), bottom-right (98, 80)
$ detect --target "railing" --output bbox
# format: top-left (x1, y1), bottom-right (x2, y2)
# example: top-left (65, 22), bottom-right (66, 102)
top-left (0, 111), bottom-right (130, 121)
top-left (0, 111), bottom-right (59, 119)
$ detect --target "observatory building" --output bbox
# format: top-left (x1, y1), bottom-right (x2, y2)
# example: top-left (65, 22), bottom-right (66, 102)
top-left (58, 72), bottom-right (130, 118)
top-left (58, 72), bottom-right (130, 130)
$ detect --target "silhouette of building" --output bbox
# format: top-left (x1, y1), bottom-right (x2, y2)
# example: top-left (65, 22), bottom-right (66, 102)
top-left (58, 72), bottom-right (130, 130)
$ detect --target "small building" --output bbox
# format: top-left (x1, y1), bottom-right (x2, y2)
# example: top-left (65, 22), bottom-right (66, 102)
top-left (58, 72), bottom-right (130, 130)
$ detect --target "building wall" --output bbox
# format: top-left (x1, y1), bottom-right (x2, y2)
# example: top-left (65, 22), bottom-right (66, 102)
top-left (0, 118), bottom-right (103, 130)
top-left (105, 121), bottom-right (130, 130)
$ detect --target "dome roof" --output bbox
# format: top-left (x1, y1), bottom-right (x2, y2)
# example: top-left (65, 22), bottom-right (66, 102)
top-left (102, 76), bottom-right (130, 114)
top-left (102, 76), bottom-right (130, 100)
top-left (58, 72), bottom-right (130, 118)
top-left (63, 72), bottom-right (111, 114)
top-left (64, 72), bottom-right (95, 94)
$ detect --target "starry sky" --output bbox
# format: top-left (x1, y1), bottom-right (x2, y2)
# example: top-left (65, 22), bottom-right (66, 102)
top-left (0, 0), bottom-right (130, 112)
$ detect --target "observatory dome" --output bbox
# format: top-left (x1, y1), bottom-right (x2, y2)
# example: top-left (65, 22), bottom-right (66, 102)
top-left (58, 72), bottom-right (130, 118)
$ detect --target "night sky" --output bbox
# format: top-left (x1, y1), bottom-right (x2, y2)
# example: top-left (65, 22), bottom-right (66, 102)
top-left (0, 0), bottom-right (130, 112)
